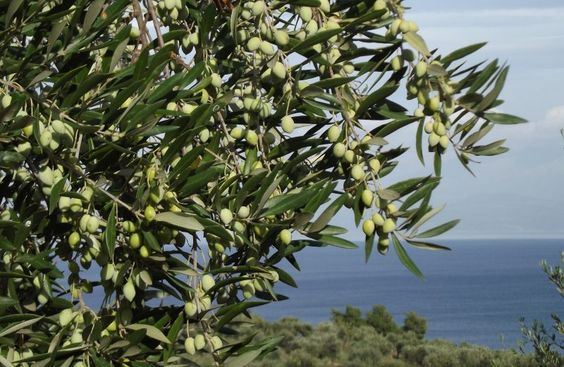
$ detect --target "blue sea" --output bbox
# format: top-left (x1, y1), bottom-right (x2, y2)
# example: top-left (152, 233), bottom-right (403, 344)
top-left (254, 239), bottom-right (563, 349)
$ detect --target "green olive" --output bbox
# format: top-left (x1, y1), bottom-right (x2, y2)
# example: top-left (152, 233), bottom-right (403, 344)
top-left (333, 142), bottom-right (346, 158)
top-left (351, 164), bottom-right (365, 181)
top-left (144, 205), bottom-right (156, 222)
top-left (194, 334), bottom-right (206, 350)
top-left (68, 232), bottom-right (81, 249)
top-left (362, 219), bottom-right (375, 236)
top-left (281, 115), bottom-right (294, 133)
top-left (139, 245), bottom-right (150, 258)
top-left (361, 189), bottom-right (374, 207)
top-left (184, 301), bottom-right (198, 317)
top-left (251, 0), bottom-right (266, 15)
top-left (279, 229), bottom-right (292, 245)
top-left (1, 94), bottom-right (12, 109)
top-left (185, 337), bottom-right (196, 355)
top-left (245, 130), bottom-right (259, 146)
top-left (372, 213), bottom-right (385, 226)
top-left (439, 135), bottom-right (449, 149)
top-left (129, 233), bottom-right (142, 249)
top-left (247, 37), bottom-right (261, 51)
top-left (123, 279), bottom-right (136, 302)
top-left (274, 29), bottom-right (289, 46)
top-left (202, 274), bottom-right (215, 291)
top-left (382, 218), bottom-right (396, 233)
top-left (220, 208), bottom-right (233, 225)
top-left (58, 308), bottom-right (74, 326)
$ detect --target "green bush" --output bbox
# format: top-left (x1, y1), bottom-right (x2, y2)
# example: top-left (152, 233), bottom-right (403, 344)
top-left (367, 304), bottom-right (399, 335)
top-left (403, 312), bottom-right (427, 339)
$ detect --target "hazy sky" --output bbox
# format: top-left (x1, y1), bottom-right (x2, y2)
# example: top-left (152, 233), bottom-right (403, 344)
top-left (339, 0), bottom-right (564, 239)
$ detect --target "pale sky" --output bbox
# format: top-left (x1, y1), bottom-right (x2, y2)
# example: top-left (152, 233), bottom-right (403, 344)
top-left (339, 0), bottom-right (564, 239)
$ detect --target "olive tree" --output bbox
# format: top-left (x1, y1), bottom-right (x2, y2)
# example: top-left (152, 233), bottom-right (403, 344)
top-left (0, 0), bottom-right (524, 365)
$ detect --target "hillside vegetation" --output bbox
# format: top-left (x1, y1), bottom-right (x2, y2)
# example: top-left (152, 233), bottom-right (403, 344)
top-left (244, 306), bottom-right (538, 367)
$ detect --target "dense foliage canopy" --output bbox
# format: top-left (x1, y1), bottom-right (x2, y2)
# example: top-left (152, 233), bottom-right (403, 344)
top-left (0, 0), bottom-right (523, 365)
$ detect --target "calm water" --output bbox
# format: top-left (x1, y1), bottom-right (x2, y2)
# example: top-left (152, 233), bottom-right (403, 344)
top-left (254, 239), bottom-right (563, 349)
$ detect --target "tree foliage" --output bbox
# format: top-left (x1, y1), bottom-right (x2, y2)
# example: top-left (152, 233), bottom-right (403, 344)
top-left (0, 0), bottom-right (520, 365)
top-left (520, 253), bottom-right (564, 367)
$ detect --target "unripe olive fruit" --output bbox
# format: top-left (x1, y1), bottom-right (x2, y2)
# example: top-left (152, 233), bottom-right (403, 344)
top-left (230, 126), bottom-right (244, 139)
top-left (144, 205), bottom-right (156, 222)
top-left (333, 142), bottom-right (346, 158)
top-left (389, 19), bottom-right (402, 36)
top-left (81, 186), bottom-right (94, 202)
top-left (274, 29), bottom-right (289, 46)
top-left (382, 218), bottom-right (396, 233)
top-left (386, 203), bottom-right (398, 215)
top-left (16, 141), bottom-right (32, 155)
top-left (272, 62), bottom-right (287, 80)
top-left (210, 73), bottom-right (222, 88)
top-left (123, 220), bottom-right (137, 233)
top-left (424, 121), bottom-right (434, 134)
top-left (428, 96), bottom-right (441, 112)
top-left (237, 205), bottom-right (250, 218)
top-left (378, 238), bottom-right (390, 254)
top-left (129, 233), bottom-right (142, 249)
top-left (373, 0), bottom-right (386, 10)
top-left (166, 102), bottom-right (177, 112)
top-left (251, 0), bottom-right (266, 15)
top-left (200, 295), bottom-right (212, 310)
top-left (1, 94), bottom-right (11, 108)
top-left (281, 115), bottom-right (294, 133)
top-left (361, 189), bottom-right (374, 207)
top-left (182, 103), bottom-right (197, 115)
top-left (368, 158), bottom-right (381, 173)
top-left (185, 337), bottom-right (196, 355)
top-left (58, 196), bottom-right (71, 211)
top-left (428, 133), bottom-right (440, 147)
top-left (415, 61), bottom-right (428, 78)
top-left (86, 216), bottom-right (100, 234)
top-left (68, 232), bottom-right (80, 249)
top-left (327, 125), bottom-right (341, 142)
top-left (344, 150), bottom-right (355, 163)
top-left (319, 0), bottom-right (330, 12)
top-left (139, 245), bottom-right (150, 258)
top-left (372, 213), bottom-right (385, 226)
top-left (59, 308), bottom-right (74, 326)
top-left (351, 165), bottom-right (365, 181)
top-left (363, 219), bottom-right (376, 236)
top-left (245, 130), bottom-right (259, 146)
top-left (299, 6), bottom-right (312, 21)
top-left (123, 279), bottom-right (136, 302)
top-left (194, 334), bottom-right (206, 350)
top-left (391, 56), bottom-right (403, 71)
top-left (188, 32), bottom-right (200, 45)
top-left (202, 274), bottom-right (215, 292)
top-left (434, 122), bottom-right (446, 136)
top-left (259, 40), bottom-right (275, 55)
top-left (439, 135), bottom-right (449, 149)
top-left (184, 301), bottom-right (197, 317)
top-left (247, 37), bottom-right (261, 51)
top-left (399, 20), bottom-right (411, 34)
top-left (210, 336), bottom-right (223, 351)
top-left (164, 0), bottom-right (175, 10)
top-left (220, 208), bottom-right (233, 225)
top-left (279, 229), bottom-right (292, 245)
top-left (129, 26), bottom-right (140, 38)
top-left (22, 124), bottom-right (33, 137)
top-left (38, 166), bottom-right (54, 186)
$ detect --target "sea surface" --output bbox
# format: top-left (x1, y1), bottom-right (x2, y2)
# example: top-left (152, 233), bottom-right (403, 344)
top-left (253, 238), bottom-right (563, 349)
